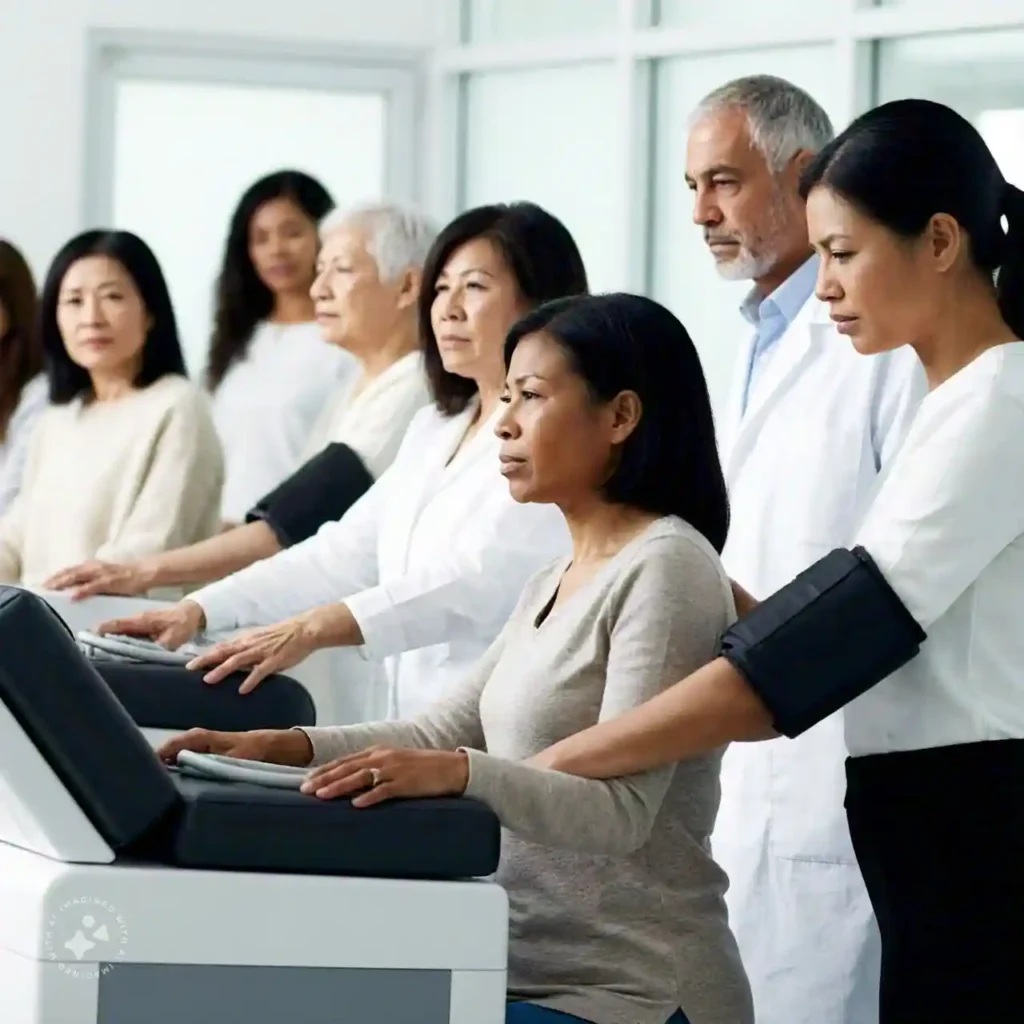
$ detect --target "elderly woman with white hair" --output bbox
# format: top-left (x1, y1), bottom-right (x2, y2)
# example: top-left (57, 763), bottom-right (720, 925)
top-left (46, 202), bottom-right (436, 600)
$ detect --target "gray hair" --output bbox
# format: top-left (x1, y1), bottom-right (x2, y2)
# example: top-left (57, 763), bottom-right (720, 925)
top-left (320, 202), bottom-right (438, 280)
top-left (691, 75), bottom-right (834, 173)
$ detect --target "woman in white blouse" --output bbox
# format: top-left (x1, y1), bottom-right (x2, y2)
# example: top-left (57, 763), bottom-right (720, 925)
top-left (0, 239), bottom-right (48, 514)
top-left (0, 230), bottom-right (223, 587)
top-left (531, 100), bottom-right (1024, 1022)
top-left (207, 170), bottom-right (356, 524)
top-left (45, 202), bottom-right (437, 600)
top-left (99, 203), bottom-right (585, 721)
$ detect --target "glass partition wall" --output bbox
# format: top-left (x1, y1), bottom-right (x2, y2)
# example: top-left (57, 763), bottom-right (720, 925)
top-left (428, 0), bottom-right (1024, 420)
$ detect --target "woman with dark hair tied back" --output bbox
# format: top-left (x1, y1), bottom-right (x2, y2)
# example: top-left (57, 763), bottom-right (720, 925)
top-left (528, 99), bottom-right (1024, 1022)
top-left (159, 292), bottom-right (752, 1024)
top-left (0, 240), bottom-right (47, 513)
top-left (207, 170), bottom-right (356, 524)
top-left (97, 203), bottom-right (583, 727)
top-left (0, 230), bottom-right (223, 587)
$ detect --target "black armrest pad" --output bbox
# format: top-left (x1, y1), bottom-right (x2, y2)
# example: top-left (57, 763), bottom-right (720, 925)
top-left (95, 662), bottom-right (316, 731)
top-left (246, 443), bottom-right (374, 548)
top-left (720, 547), bottom-right (927, 738)
top-left (169, 775), bottom-right (501, 879)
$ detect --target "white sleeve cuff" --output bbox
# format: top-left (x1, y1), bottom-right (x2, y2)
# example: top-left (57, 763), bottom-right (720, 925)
top-left (344, 586), bottom-right (409, 661)
top-left (190, 580), bottom-right (242, 634)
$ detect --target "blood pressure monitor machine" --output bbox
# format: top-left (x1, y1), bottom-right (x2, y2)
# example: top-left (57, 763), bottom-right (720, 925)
top-left (0, 587), bottom-right (508, 1023)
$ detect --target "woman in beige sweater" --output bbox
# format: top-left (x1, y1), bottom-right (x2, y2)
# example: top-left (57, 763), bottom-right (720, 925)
top-left (0, 230), bottom-right (223, 587)
top-left (160, 294), bottom-right (754, 1024)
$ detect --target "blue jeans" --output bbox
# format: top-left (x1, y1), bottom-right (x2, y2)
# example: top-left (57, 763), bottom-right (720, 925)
top-left (505, 1005), bottom-right (689, 1023)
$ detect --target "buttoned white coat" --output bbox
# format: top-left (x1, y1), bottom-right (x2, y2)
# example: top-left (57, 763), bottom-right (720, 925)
top-left (713, 294), bottom-right (926, 1024)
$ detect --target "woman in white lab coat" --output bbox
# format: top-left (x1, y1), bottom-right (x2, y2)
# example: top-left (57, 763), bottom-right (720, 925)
top-left (530, 99), bottom-right (1024, 1022)
top-left (99, 203), bottom-right (585, 720)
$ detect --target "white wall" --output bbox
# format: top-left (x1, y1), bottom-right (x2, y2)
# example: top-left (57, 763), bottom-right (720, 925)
top-left (0, 0), bottom-right (441, 278)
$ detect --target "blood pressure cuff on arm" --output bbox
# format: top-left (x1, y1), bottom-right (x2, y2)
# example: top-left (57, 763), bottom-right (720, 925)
top-left (719, 546), bottom-right (927, 739)
top-left (245, 443), bottom-right (374, 548)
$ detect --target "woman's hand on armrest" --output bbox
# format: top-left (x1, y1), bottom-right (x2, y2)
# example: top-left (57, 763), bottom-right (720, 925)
top-left (156, 727), bottom-right (314, 766)
top-left (45, 522), bottom-right (284, 599)
top-left (43, 558), bottom-right (159, 601)
top-left (299, 747), bottom-right (470, 806)
top-left (185, 602), bottom-right (365, 694)
top-left (97, 600), bottom-right (206, 649)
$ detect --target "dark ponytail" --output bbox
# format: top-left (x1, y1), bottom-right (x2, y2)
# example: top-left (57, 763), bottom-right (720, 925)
top-left (802, 99), bottom-right (1023, 337)
top-left (997, 184), bottom-right (1024, 338)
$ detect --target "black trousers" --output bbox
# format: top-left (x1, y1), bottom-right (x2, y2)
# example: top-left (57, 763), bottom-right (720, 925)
top-left (845, 739), bottom-right (1024, 1023)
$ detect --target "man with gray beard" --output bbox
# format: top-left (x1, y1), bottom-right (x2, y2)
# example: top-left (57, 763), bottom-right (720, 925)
top-left (683, 76), bottom-right (926, 1024)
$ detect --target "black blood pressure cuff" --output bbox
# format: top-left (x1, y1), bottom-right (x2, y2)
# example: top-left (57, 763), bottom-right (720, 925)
top-left (245, 443), bottom-right (374, 548)
top-left (719, 547), bottom-right (927, 739)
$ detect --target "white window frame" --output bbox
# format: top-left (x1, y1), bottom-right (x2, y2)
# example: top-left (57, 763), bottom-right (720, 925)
top-left (83, 28), bottom-right (427, 227)
top-left (428, 0), bottom-right (1024, 293)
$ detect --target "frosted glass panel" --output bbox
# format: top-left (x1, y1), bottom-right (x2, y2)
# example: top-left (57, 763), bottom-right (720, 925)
top-left (979, 110), bottom-right (1024, 188)
top-left (650, 46), bottom-right (842, 423)
top-left (658, 0), bottom-right (823, 24)
top-left (112, 80), bottom-right (386, 375)
top-left (466, 0), bottom-right (618, 42)
top-left (463, 63), bottom-right (623, 293)
top-left (876, 30), bottom-right (1024, 188)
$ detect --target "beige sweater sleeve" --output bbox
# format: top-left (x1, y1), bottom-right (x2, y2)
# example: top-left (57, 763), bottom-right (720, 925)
top-left (95, 387), bottom-right (224, 563)
top-left (298, 630), bottom-right (504, 763)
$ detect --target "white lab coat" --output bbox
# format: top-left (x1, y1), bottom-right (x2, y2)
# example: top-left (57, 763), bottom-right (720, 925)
top-left (713, 295), bottom-right (926, 1024)
top-left (192, 400), bottom-right (571, 721)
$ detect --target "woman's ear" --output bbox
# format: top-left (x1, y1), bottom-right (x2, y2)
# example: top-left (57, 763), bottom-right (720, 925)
top-left (927, 213), bottom-right (963, 274)
top-left (396, 268), bottom-right (421, 310)
top-left (609, 390), bottom-right (642, 444)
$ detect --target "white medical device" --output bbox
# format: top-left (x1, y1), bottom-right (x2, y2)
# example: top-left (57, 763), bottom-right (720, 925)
top-left (0, 587), bottom-right (508, 1023)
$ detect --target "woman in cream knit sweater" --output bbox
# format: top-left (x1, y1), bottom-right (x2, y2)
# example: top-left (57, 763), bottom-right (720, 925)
top-left (0, 230), bottom-right (223, 587)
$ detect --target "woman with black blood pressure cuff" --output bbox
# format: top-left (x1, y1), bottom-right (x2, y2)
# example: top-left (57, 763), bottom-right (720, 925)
top-left (531, 99), bottom-right (1024, 1023)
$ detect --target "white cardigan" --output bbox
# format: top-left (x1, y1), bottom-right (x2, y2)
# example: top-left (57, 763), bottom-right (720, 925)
top-left (192, 401), bottom-right (571, 719)
top-left (0, 375), bottom-right (224, 586)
